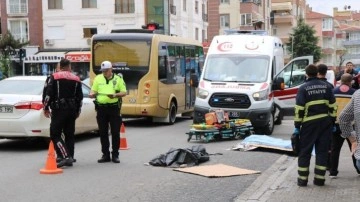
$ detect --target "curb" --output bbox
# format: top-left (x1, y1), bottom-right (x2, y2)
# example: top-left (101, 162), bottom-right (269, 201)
top-left (234, 154), bottom-right (297, 202)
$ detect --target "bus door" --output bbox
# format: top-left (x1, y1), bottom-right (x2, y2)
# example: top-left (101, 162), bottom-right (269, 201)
top-left (185, 46), bottom-right (196, 109)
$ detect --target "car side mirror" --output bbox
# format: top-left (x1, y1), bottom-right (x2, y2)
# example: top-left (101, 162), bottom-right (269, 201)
top-left (190, 73), bottom-right (199, 87)
top-left (273, 77), bottom-right (284, 90)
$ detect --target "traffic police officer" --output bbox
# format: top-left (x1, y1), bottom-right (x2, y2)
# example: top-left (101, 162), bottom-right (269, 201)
top-left (43, 59), bottom-right (83, 168)
top-left (89, 61), bottom-right (127, 163)
top-left (294, 64), bottom-right (337, 187)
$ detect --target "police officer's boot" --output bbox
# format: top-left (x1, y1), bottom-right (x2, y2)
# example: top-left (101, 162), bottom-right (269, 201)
top-left (98, 155), bottom-right (111, 163)
top-left (57, 157), bottom-right (74, 168)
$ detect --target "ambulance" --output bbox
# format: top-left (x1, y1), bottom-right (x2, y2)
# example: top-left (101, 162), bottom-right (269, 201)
top-left (193, 31), bottom-right (313, 135)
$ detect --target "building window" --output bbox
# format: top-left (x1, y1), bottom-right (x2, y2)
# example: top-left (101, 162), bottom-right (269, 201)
top-left (48, 0), bottom-right (62, 9)
top-left (8, 19), bottom-right (28, 42)
top-left (195, 1), bottom-right (198, 14)
top-left (83, 28), bottom-right (97, 38)
top-left (322, 18), bottom-right (333, 31)
top-left (115, 0), bottom-right (135, 13)
top-left (220, 0), bottom-right (230, 4)
top-left (240, 13), bottom-right (252, 26)
top-left (202, 29), bottom-right (206, 42)
top-left (346, 32), bottom-right (360, 41)
top-left (195, 28), bottom-right (199, 40)
top-left (8, 0), bottom-right (28, 15)
top-left (322, 54), bottom-right (332, 64)
top-left (220, 14), bottom-right (230, 28)
top-left (183, 0), bottom-right (186, 12)
top-left (82, 0), bottom-right (97, 8)
top-left (322, 37), bottom-right (332, 48)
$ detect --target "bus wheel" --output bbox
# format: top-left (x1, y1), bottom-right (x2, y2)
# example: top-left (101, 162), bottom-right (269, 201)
top-left (168, 102), bottom-right (177, 125)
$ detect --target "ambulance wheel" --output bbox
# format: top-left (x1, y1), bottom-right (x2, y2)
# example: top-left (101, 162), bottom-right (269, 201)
top-left (255, 113), bottom-right (274, 135)
top-left (168, 101), bottom-right (177, 125)
top-left (274, 106), bottom-right (283, 125)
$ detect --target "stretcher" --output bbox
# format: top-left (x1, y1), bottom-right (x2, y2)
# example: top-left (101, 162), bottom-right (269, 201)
top-left (186, 119), bottom-right (254, 142)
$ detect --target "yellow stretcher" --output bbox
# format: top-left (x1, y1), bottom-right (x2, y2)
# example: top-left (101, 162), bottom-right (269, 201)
top-left (186, 119), bottom-right (254, 142)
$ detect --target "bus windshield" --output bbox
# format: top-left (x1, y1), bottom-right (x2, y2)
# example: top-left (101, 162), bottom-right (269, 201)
top-left (92, 39), bottom-right (151, 89)
top-left (203, 54), bottom-right (270, 83)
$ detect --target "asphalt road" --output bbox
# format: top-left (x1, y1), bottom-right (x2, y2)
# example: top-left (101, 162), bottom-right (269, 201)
top-left (0, 117), bottom-right (294, 202)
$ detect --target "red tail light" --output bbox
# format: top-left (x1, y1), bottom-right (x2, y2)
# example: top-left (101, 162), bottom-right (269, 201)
top-left (14, 101), bottom-right (43, 110)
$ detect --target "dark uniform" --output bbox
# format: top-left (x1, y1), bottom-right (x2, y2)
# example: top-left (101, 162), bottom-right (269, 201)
top-left (43, 69), bottom-right (83, 167)
top-left (294, 65), bottom-right (337, 186)
top-left (329, 84), bottom-right (359, 177)
top-left (91, 73), bottom-right (126, 162)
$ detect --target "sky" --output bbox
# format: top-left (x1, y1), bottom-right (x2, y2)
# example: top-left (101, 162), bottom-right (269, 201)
top-left (306, 0), bottom-right (360, 16)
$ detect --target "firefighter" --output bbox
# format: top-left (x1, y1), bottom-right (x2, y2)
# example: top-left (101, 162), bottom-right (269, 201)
top-left (294, 64), bottom-right (337, 187)
top-left (43, 59), bottom-right (83, 168)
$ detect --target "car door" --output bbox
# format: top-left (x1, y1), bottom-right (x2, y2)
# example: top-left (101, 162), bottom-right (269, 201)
top-left (273, 56), bottom-right (313, 116)
top-left (75, 84), bottom-right (98, 134)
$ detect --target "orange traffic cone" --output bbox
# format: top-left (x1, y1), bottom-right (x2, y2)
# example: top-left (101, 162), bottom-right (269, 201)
top-left (40, 141), bottom-right (63, 174)
top-left (119, 123), bottom-right (129, 150)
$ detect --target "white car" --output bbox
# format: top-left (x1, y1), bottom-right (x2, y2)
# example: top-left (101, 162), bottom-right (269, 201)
top-left (0, 76), bottom-right (98, 139)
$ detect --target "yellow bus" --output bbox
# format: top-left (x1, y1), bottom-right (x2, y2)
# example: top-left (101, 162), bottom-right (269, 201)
top-left (90, 31), bottom-right (204, 124)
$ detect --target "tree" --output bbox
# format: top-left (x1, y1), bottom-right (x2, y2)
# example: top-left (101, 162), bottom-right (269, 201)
top-left (0, 32), bottom-right (28, 78)
top-left (287, 18), bottom-right (322, 63)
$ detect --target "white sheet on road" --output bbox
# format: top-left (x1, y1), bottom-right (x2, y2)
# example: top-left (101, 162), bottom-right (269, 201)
top-left (232, 134), bottom-right (293, 152)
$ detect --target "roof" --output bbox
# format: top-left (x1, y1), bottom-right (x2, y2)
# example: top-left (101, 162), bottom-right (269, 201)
top-left (306, 11), bottom-right (332, 19)
top-left (339, 24), bottom-right (360, 32)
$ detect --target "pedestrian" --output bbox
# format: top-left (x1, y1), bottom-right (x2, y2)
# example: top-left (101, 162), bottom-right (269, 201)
top-left (317, 64), bottom-right (334, 89)
top-left (294, 64), bottom-right (337, 187)
top-left (338, 86), bottom-right (360, 173)
top-left (329, 73), bottom-right (360, 178)
top-left (336, 61), bottom-right (359, 89)
top-left (43, 59), bottom-right (83, 168)
top-left (89, 61), bottom-right (127, 163)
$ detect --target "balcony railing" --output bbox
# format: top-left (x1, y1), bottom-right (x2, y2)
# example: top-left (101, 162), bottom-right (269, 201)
top-left (342, 39), bottom-right (360, 46)
top-left (274, 13), bottom-right (294, 24)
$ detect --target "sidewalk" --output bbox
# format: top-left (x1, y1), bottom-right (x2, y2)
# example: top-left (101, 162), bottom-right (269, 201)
top-left (235, 146), bottom-right (360, 202)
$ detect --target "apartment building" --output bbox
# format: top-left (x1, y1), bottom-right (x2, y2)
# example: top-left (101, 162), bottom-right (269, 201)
top-left (0, 0), bottom-right (208, 76)
top-left (306, 9), bottom-right (336, 68)
top-left (333, 7), bottom-right (360, 68)
top-left (271, 0), bottom-right (306, 63)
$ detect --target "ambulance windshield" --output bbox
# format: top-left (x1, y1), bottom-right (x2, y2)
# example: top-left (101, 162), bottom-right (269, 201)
top-left (203, 54), bottom-right (270, 83)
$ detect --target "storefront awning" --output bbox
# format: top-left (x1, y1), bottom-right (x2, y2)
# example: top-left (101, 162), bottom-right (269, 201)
top-left (24, 51), bottom-right (66, 63)
top-left (65, 51), bottom-right (91, 62)
top-left (271, 2), bottom-right (292, 11)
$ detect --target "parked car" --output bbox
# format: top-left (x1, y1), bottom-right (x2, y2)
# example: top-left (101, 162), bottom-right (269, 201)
top-left (0, 76), bottom-right (98, 139)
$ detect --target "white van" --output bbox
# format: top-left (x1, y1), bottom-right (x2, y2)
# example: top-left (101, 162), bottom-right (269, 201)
top-left (193, 32), bottom-right (313, 135)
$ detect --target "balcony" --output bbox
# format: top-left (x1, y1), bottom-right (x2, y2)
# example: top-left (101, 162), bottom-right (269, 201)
top-left (272, 2), bottom-right (292, 12)
top-left (274, 13), bottom-right (294, 25)
top-left (322, 48), bottom-right (334, 54)
top-left (342, 39), bottom-right (360, 46)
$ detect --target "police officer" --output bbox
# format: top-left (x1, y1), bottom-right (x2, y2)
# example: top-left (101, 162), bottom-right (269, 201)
top-left (89, 61), bottom-right (127, 163)
top-left (43, 59), bottom-right (83, 168)
top-left (294, 64), bottom-right (337, 187)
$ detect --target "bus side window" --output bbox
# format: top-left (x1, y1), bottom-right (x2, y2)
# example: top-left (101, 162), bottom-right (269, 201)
top-left (159, 56), bottom-right (167, 80)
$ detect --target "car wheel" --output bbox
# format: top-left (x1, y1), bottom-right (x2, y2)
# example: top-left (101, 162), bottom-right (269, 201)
top-left (168, 101), bottom-right (177, 125)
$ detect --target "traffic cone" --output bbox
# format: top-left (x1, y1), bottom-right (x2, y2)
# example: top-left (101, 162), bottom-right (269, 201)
top-left (40, 141), bottom-right (63, 174)
top-left (119, 123), bottom-right (129, 150)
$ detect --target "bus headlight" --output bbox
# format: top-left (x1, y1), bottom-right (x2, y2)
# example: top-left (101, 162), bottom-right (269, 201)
top-left (253, 89), bottom-right (268, 101)
top-left (197, 89), bottom-right (209, 99)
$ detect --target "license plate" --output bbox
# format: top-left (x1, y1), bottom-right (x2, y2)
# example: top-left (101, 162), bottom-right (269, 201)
top-left (0, 105), bottom-right (13, 113)
top-left (228, 111), bottom-right (241, 118)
